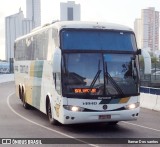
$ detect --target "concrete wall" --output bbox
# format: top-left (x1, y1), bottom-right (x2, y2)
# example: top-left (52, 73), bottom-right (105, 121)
top-left (140, 87), bottom-right (160, 111)
top-left (0, 74), bottom-right (14, 83)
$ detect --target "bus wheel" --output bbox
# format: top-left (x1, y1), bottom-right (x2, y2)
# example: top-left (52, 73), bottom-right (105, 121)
top-left (47, 101), bottom-right (58, 125)
top-left (22, 89), bottom-right (30, 109)
top-left (19, 86), bottom-right (22, 100)
top-left (107, 121), bottom-right (119, 125)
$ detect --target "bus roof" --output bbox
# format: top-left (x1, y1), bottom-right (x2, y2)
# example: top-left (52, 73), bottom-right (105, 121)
top-left (15, 21), bottom-right (133, 41)
top-left (52, 21), bottom-right (133, 31)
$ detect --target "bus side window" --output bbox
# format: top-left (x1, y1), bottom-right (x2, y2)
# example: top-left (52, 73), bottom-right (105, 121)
top-left (53, 73), bottom-right (61, 95)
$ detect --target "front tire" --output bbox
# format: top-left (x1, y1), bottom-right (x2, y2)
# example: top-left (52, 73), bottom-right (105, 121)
top-left (47, 101), bottom-right (58, 125)
top-left (107, 121), bottom-right (119, 125)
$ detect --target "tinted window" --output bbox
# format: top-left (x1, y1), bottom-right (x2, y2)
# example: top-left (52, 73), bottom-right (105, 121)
top-left (15, 30), bottom-right (49, 61)
top-left (61, 30), bottom-right (137, 51)
top-left (62, 53), bottom-right (138, 97)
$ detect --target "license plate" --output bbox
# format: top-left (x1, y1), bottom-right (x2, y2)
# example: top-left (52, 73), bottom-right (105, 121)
top-left (99, 115), bottom-right (111, 120)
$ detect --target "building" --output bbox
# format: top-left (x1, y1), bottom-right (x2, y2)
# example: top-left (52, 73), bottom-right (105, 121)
top-left (5, 9), bottom-right (32, 61)
top-left (22, 18), bottom-right (33, 35)
top-left (26, 0), bottom-right (41, 28)
top-left (60, 1), bottom-right (81, 21)
top-left (134, 18), bottom-right (142, 49)
top-left (134, 7), bottom-right (159, 52)
top-left (5, 0), bottom-right (41, 61)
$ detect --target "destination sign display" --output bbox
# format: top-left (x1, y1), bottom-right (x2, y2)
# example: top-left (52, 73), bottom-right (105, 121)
top-left (74, 88), bottom-right (97, 93)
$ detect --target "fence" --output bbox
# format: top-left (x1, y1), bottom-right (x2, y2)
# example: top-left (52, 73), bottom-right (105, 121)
top-left (140, 60), bottom-right (160, 87)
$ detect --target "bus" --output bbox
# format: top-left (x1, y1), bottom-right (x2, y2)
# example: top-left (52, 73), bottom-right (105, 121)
top-left (14, 21), bottom-right (142, 125)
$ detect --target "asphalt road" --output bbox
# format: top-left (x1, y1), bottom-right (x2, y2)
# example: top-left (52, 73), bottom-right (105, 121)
top-left (0, 82), bottom-right (160, 147)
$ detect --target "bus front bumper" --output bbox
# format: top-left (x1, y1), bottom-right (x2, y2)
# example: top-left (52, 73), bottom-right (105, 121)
top-left (60, 107), bottom-right (140, 124)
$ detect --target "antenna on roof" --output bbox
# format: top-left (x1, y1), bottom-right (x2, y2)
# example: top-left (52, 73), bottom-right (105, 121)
top-left (19, 7), bottom-right (22, 12)
top-left (52, 20), bottom-right (59, 24)
top-left (42, 23), bottom-right (50, 27)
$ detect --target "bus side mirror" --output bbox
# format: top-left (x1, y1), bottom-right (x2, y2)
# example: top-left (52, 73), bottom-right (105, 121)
top-left (52, 48), bottom-right (61, 73)
top-left (137, 49), bottom-right (141, 55)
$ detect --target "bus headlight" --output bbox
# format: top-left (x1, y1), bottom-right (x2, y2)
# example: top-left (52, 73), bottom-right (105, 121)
top-left (125, 102), bottom-right (140, 110)
top-left (71, 106), bottom-right (79, 111)
top-left (63, 105), bottom-right (85, 112)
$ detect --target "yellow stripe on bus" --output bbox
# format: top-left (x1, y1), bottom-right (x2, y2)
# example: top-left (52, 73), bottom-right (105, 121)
top-left (30, 61), bottom-right (35, 77)
top-left (25, 86), bottom-right (33, 105)
top-left (119, 97), bottom-right (130, 103)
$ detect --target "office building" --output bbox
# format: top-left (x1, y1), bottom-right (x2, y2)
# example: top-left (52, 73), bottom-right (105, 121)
top-left (26, 0), bottom-right (41, 27)
top-left (60, 1), bottom-right (81, 21)
top-left (134, 7), bottom-right (159, 52)
top-left (134, 18), bottom-right (142, 49)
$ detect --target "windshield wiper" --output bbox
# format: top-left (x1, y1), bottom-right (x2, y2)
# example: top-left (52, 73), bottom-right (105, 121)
top-left (89, 70), bottom-right (102, 90)
top-left (105, 62), bottom-right (125, 97)
top-left (106, 72), bottom-right (125, 96)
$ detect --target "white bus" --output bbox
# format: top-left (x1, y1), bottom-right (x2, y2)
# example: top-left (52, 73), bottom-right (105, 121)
top-left (14, 21), bottom-right (142, 125)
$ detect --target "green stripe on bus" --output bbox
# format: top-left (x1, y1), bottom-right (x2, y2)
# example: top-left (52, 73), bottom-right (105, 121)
top-left (32, 61), bottom-right (44, 109)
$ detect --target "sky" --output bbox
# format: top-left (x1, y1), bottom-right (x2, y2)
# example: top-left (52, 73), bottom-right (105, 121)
top-left (0, 0), bottom-right (160, 60)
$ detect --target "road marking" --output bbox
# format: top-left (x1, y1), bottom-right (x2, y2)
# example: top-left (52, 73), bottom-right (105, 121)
top-left (7, 92), bottom-right (99, 147)
top-left (122, 121), bottom-right (160, 132)
top-left (7, 92), bottom-right (160, 146)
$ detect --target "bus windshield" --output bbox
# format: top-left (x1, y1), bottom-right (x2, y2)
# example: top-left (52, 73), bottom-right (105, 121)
top-left (61, 29), bottom-right (137, 51)
top-left (62, 53), bottom-right (139, 98)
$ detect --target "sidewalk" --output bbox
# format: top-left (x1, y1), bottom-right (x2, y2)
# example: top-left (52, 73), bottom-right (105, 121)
top-left (0, 74), bottom-right (14, 83)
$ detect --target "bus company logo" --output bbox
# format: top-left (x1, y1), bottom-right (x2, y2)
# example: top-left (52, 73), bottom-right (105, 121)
top-left (98, 97), bottom-right (111, 100)
top-left (20, 65), bottom-right (29, 74)
top-left (103, 105), bottom-right (108, 110)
